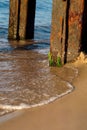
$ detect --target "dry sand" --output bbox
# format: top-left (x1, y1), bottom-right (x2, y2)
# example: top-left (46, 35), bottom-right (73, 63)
top-left (0, 52), bottom-right (87, 130)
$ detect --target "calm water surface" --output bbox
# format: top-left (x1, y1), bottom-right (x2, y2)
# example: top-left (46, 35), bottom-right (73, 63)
top-left (0, 0), bottom-right (78, 117)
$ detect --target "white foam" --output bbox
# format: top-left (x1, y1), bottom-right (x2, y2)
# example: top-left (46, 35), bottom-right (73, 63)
top-left (0, 81), bottom-right (74, 111)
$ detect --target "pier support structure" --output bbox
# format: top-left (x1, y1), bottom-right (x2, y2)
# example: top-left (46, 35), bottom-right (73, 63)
top-left (8, 0), bottom-right (36, 40)
top-left (50, 0), bottom-right (84, 64)
top-left (8, 0), bottom-right (87, 64)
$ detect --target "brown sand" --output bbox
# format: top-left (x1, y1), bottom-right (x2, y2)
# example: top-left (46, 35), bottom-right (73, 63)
top-left (0, 52), bottom-right (87, 130)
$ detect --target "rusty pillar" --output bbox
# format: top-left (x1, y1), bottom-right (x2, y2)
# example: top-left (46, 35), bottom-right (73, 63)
top-left (8, 0), bottom-right (36, 40)
top-left (50, 0), bottom-right (84, 64)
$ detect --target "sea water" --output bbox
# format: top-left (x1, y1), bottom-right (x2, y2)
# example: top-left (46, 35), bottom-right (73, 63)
top-left (0, 0), bottom-right (52, 40)
top-left (0, 0), bottom-right (78, 117)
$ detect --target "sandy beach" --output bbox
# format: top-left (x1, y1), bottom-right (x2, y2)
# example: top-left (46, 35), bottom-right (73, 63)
top-left (0, 53), bottom-right (87, 130)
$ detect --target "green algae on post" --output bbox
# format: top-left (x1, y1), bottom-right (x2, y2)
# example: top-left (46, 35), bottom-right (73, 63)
top-left (48, 52), bottom-right (62, 67)
top-left (56, 56), bottom-right (62, 67)
top-left (48, 52), bottom-right (54, 66)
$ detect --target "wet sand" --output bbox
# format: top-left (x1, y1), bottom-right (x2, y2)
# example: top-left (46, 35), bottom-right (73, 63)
top-left (0, 53), bottom-right (87, 130)
top-left (0, 47), bottom-right (76, 116)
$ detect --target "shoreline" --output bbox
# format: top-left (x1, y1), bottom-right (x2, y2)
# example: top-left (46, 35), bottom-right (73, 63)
top-left (1, 53), bottom-right (87, 130)
top-left (0, 78), bottom-right (74, 123)
top-left (0, 48), bottom-right (78, 118)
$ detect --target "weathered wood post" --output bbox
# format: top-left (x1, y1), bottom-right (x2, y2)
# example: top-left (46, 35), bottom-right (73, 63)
top-left (50, 0), bottom-right (84, 65)
top-left (8, 0), bottom-right (36, 40)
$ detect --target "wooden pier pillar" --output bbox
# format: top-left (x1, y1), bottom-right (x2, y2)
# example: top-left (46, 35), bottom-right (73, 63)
top-left (8, 0), bottom-right (36, 40)
top-left (50, 0), bottom-right (84, 64)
